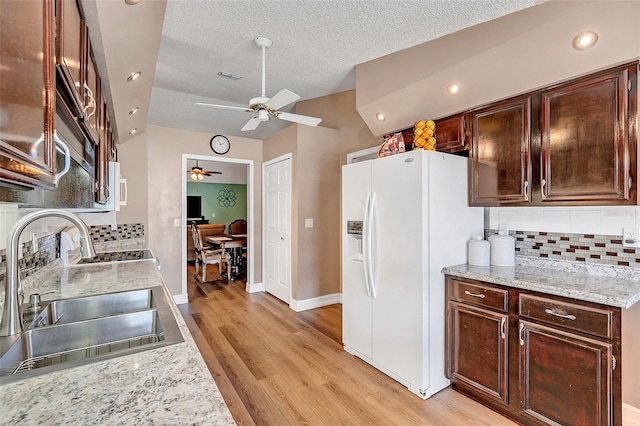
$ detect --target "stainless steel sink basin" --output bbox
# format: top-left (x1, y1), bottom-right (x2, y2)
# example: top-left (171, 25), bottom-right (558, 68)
top-left (33, 288), bottom-right (155, 326)
top-left (0, 286), bottom-right (183, 383)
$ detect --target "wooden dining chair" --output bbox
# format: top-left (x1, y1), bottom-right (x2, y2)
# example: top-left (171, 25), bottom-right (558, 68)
top-left (191, 222), bottom-right (229, 282)
top-left (228, 219), bottom-right (247, 235)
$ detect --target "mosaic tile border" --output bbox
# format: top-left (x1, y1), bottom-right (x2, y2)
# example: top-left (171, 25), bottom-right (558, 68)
top-left (88, 223), bottom-right (145, 243)
top-left (486, 229), bottom-right (640, 268)
top-left (0, 223), bottom-right (146, 283)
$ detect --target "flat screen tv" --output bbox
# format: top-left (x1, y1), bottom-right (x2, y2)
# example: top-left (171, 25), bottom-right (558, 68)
top-left (187, 195), bottom-right (202, 219)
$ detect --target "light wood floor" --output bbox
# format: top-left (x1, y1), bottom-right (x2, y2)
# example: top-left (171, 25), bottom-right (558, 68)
top-left (179, 264), bottom-right (517, 426)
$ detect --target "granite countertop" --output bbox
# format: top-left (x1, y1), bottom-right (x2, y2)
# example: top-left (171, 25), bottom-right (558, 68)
top-left (0, 259), bottom-right (235, 425)
top-left (442, 256), bottom-right (640, 309)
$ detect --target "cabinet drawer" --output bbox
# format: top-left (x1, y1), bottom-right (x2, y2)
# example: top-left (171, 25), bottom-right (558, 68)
top-left (449, 279), bottom-right (508, 312)
top-left (519, 294), bottom-right (614, 339)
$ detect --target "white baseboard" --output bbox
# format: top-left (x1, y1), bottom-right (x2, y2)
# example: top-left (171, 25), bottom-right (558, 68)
top-left (246, 281), bottom-right (264, 293)
top-left (173, 293), bottom-right (188, 305)
top-left (624, 403), bottom-right (640, 426)
top-left (290, 293), bottom-right (342, 312)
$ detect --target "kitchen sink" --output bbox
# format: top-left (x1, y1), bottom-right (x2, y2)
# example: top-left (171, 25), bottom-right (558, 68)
top-left (0, 286), bottom-right (183, 383)
top-left (33, 288), bottom-right (155, 326)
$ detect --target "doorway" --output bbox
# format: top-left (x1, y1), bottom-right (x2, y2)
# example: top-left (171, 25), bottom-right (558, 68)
top-left (262, 154), bottom-right (292, 304)
top-left (181, 154), bottom-right (255, 297)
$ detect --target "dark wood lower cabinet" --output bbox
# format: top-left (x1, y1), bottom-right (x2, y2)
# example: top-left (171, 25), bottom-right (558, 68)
top-left (448, 302), bottom-right (509, 405)
top-left (519, 321), bottom-right (613, 426)
top-left (445, 275), bottom-right (622, 426)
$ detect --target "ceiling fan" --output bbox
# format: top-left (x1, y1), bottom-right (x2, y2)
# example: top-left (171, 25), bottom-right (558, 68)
top-left (188, 160), bottom-right (221, 181)
top-left (195, 36), bottom-right (322, 132)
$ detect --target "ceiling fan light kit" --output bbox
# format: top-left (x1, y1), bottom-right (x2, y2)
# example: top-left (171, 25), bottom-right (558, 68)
top-left (188, 159), bottom-right (222, 180)
top-left (195, 36), bottom-right (322, 132)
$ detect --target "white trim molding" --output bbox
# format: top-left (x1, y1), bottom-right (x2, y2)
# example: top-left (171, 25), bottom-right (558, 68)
top-left (246, 281), bottom-right (264, 293)
top-left (290, 293), bottom-right (342, 312)
top-left (624, 403), bottom-right (640, 426)
top-left (173, 293), bottom-right (188, 305)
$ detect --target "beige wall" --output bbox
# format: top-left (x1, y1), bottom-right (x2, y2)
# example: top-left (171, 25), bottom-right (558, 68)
top-left (118, 124), bottom-right (262, 297)
top-left (116, 133), bottom-right (149, 225)
top-left (296, 90), bottom-right (380, 164)
top-left (356, 0), bottom-right (640, 136)
top-left (296, 125), bottom-right (341, 300)
top-left (263, 124), bottom-right (341, 301)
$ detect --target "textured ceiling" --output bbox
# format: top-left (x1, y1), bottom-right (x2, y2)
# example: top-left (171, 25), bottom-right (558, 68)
top-left (147, 0), bottom-right (536, 140)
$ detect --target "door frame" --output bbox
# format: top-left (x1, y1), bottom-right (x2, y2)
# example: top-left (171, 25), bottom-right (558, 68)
top-left (262, 153), bottom-right (293, 304)
top-left (181, 153), bottom-right (255, 297)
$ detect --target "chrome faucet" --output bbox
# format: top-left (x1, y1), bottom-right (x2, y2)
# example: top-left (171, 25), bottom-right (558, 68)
top-left (0, 209), bottom-right (96, 336)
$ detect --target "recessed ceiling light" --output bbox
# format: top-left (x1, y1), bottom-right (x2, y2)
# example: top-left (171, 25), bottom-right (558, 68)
top-left (129, 128), bottom-right (138, 135)
top-left (447, 84), bottom-right (461, 95)
top-left (376, 112), bottom-right (386, 121)
top-left (129, 107), bottom-right (140, 115)
top-left (573, 31), bottom-right (598, 50)
top-left (127, 71), bottom-right (142, 82)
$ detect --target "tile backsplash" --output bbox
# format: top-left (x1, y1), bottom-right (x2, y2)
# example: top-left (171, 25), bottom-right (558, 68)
top-left (0, 223), bottom-right (145, 283)
top-left (486, 229), bottom-right (640, 268)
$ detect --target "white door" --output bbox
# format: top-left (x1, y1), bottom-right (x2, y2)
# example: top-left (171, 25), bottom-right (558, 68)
top-left (264, 157), bottom-right (291, 303)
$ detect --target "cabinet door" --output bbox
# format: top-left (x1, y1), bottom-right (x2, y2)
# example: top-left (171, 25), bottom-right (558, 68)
top-left (519, 320), bottom-right (613, 426)
top-left (447, 301), bottom-right (509, 405)
top-left (470, 96), bottom-right (532, 205)
top-left (95, 95), bottom-right (108, 204)
top-left (540, 67), bottom-right (634, 203)
top-left (56, 0), bottom-right (87, 117)
top-left (436, 114), bottom-right (468, 153)
top-left (82, 48), bottom-right (100, 144)
top-left (0, 0), bottom-right (57, 189)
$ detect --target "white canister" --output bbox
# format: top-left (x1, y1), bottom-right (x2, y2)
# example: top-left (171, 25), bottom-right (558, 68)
top-left (468, 236), bottom-right (490, 266)
top-left (488, 232), bottom-right (515, 266)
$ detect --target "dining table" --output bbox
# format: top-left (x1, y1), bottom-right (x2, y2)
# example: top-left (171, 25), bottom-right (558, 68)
top-left (205, 234), bottom-right (247, 280)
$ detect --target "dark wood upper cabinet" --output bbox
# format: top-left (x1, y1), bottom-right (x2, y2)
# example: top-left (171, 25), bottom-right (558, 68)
top-left (0, 0), bottom-right (58, 189)
top-left (82, 48), bottom-right (100, 144)
top-left (466, 61), bottom-right (638, 207)
top-left (540, 67), bottom-right (633, 203)
top-left (470, 96), bottom-right (532, 206)
top-left (55, 0), bottom-right (87, 118)
top-left (436, 114), bottom-right (469, 153)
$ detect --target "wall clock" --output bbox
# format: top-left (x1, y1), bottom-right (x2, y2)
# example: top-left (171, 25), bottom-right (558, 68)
top-left (210, 135), bottom-right (230, 155)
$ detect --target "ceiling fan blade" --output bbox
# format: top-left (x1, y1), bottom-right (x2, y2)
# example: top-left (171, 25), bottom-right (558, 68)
top-left (204, 171), bottom-right (222, 175)
top-left (277, 112), bottom-right (322, 127)
top-left (241, 116), bottom-right (262, 131)
top-left (266, 88), bottom-right (300, 110)
top-left (195, 102), bottom-right (251, 112)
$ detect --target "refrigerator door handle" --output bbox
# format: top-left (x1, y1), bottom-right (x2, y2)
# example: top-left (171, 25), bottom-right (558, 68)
top-left (362, 192), bottom-right (372, 297)
top-left (368, 192), bottom-right (378, 299)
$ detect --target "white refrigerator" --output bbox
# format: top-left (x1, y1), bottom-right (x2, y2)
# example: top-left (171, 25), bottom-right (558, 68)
top-left (342, 149), bottom-right (483, 399)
